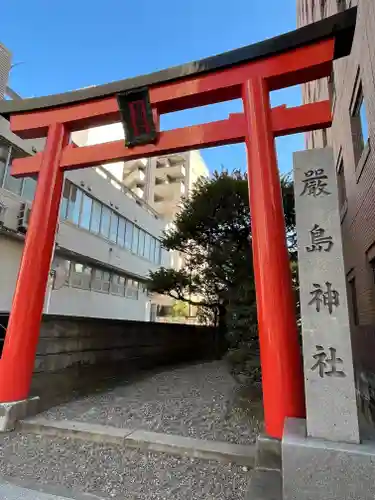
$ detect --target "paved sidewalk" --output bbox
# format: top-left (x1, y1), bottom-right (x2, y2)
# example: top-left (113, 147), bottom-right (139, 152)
top-left (0, 478), bottom-right (102, 500)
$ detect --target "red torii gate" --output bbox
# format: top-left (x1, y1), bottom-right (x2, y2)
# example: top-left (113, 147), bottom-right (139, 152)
top-left (0, 8), bottom-right (357, 439)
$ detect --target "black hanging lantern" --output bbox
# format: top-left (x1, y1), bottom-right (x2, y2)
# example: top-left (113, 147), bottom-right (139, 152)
top-left (117, 87), bottom-right (158, 147)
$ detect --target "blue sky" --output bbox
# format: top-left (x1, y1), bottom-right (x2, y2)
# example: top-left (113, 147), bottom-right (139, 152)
top-left (2, 0), bottom-right (304, 174)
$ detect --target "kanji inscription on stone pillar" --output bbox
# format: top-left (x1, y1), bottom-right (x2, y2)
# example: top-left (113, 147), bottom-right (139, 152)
top-left (293, 147), bottom-right (359, 444)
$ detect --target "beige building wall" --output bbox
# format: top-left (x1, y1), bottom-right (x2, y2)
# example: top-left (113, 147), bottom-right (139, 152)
top-left (0, 43), bottom-right (11, 100)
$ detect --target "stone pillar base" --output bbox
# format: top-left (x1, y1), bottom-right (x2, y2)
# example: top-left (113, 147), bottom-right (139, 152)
top-left (282, 418), bottom-right (375, 500)
top-left (0, 397), bottom-right (40, 432)
top-left (256, 433), bottom-right (281, 470)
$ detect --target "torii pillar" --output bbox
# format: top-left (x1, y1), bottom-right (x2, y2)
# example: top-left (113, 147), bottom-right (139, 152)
top-left (0, 8), bottom-right (357, 437)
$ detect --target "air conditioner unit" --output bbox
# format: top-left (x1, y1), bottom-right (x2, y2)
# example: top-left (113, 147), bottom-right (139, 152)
top-left (0, 202), bottom-right (7, 227)
top-left (17, 203), bottom-right (32, 234)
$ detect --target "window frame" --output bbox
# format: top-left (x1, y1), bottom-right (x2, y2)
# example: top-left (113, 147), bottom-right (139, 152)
top-left (90, 200), bottom-right (102, 234)
top-left (70, 262), bottom-right (93, 290)
top-left (350, 72), bottom-right (370, 170)
top-left (79, 192), bottom-right (93, 231)
top-left (109, 211), bottom-right (119, 244)
top-left (347, 274), bottom-right (359, 326)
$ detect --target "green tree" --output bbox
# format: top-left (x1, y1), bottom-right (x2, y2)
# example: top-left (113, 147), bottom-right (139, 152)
top-left (148, 170), bottom-right (253, 329)
top-left (148, 169), bottom-right (296, 375)
top-left (171, 300), bottom-right (189, 318)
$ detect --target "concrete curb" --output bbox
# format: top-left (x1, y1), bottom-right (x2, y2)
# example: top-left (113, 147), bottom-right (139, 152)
top-left (20, 417), bottom-right (256, 466)
top-left (0, 475), bottom-right (104, 500)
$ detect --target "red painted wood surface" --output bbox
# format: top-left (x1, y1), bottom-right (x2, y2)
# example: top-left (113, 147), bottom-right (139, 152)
top-left (0, 123), bottom-right (68, 402)
top-left (243, 77), bottom-right (306, 438)
top-left (11, 101), bottom-right (331, 177)
top-left (1, 37), bottom-right (338, 439)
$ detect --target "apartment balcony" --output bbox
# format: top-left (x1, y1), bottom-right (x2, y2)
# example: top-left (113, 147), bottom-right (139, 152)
top-left (123, 168), bottom-right (146, 189)
top-left (153, 199), bottom-right (181, 218)
top-left (123, 158), bottom-right (148, 174)
top-left (132, 186), bottom-right (145, 198)
top-left (155, 163), bottom-right (186, 181)
top-left (153, 180), bottom-right (185, 200)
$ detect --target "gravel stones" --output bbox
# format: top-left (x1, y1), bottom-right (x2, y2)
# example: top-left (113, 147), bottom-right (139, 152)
top-left (40, 361), bottom-right (262, 445)
top-left (0, 433), bottom-right (251, 500)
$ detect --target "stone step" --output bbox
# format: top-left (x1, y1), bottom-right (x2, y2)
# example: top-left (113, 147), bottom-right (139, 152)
top-left (20, 416), bottom-right (256, 466)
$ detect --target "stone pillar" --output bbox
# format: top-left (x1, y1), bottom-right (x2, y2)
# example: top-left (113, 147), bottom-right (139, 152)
top-left (293, 147), bottom-right (359, 444)
top-left (282, 148), bottom-right (375, 500)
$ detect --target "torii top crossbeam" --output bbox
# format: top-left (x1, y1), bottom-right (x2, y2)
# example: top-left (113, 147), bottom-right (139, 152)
top-left (0, 8), bottom-right (356, 177)
top-left (0, 8), bottom-right (357, 440)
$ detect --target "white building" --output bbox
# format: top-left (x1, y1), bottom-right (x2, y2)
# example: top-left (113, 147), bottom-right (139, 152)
top-left (0, 43), bottom-right (168, 323)
top-left (75, 124), bottom-right (209, 221)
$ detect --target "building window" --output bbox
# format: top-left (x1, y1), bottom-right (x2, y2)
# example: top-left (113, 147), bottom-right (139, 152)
top-left (348, 276), bottom-right (359, 325)
top-left (79, 194), bottom-right (93, 230)
top-left (92, 269), bottom-right (111, 293)
top-left (155, 241), bottom-right (161, 264)
top-left (90, 200), bottom-right (101, 234)
top-left (138, 229), bottom-right (146, 257)
top-left (351, 83), bottom-right (369, 166)
top-left (370, 258), bottom-right (375, 287)
top-left (71, 263), bottom-right (92, 289)
top-left (337, 158), bottom-right (347, 209)
top-left (126, 279), bottom-right (139, 300)
top-left (144, 233), bottom-right (151, 260)
top-left (57, 180), bottom-right (160, 264)
top-left (109, 212), bottom-right (119, 244)
top-left (3, 153), bottom-right (23, 195)
top-left (328, 71), bottom-right (336, 107)
top-left (132, 226), bottom-right (140, 254)
top-left (0, 147), bottom-right (10, 187)
top-left (320, 0), bottom-right (327, 18)
top-left (111, 274), bottom-right (126, 296)
top-left (322, 128), bottom-right (328, 148)
top-left (117, 217), bottom-right (125, 247)
top-left (67, 184), bottom-right (82, 225)
top-left (58, 257), bottom-right (143, 300)
top-left (100, 205), bottom-right (111, 238)
top-left (337, 0), bottom-right (346, 12)
top-left (124, 220), bottom-right (133, 250)
top-left (150, 237), bottom-right (156, 263)
top-left (22, 177), bottom-right (37, 202)
top-left (60, 180), bottom-right (70, 219)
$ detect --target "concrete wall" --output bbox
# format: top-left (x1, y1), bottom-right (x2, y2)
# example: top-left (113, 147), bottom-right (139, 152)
top-left (0, 314), bottom-right (219, 374)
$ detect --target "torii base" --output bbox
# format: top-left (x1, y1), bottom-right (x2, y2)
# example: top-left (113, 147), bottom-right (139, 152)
top-left (282, 418), bottom-right (375, 500)
top-left (0, 397), bottom-right (40, 432)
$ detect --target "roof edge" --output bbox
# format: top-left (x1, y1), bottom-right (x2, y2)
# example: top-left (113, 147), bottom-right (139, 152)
top-left (0, 7), bottom-right (357, 118)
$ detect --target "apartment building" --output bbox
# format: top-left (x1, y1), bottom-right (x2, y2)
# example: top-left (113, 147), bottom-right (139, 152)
top-left (0, 44), bottom-right (167, 322)
top-left (76, 123), bottom-right (209, 220)
top-left (297, 0), bottom-right (375, 327)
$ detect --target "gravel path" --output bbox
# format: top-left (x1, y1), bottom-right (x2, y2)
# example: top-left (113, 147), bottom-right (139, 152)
top-left (0, 433), bottom-right (252, 500)
top-left (40, 361), bottom-right (263, 445)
